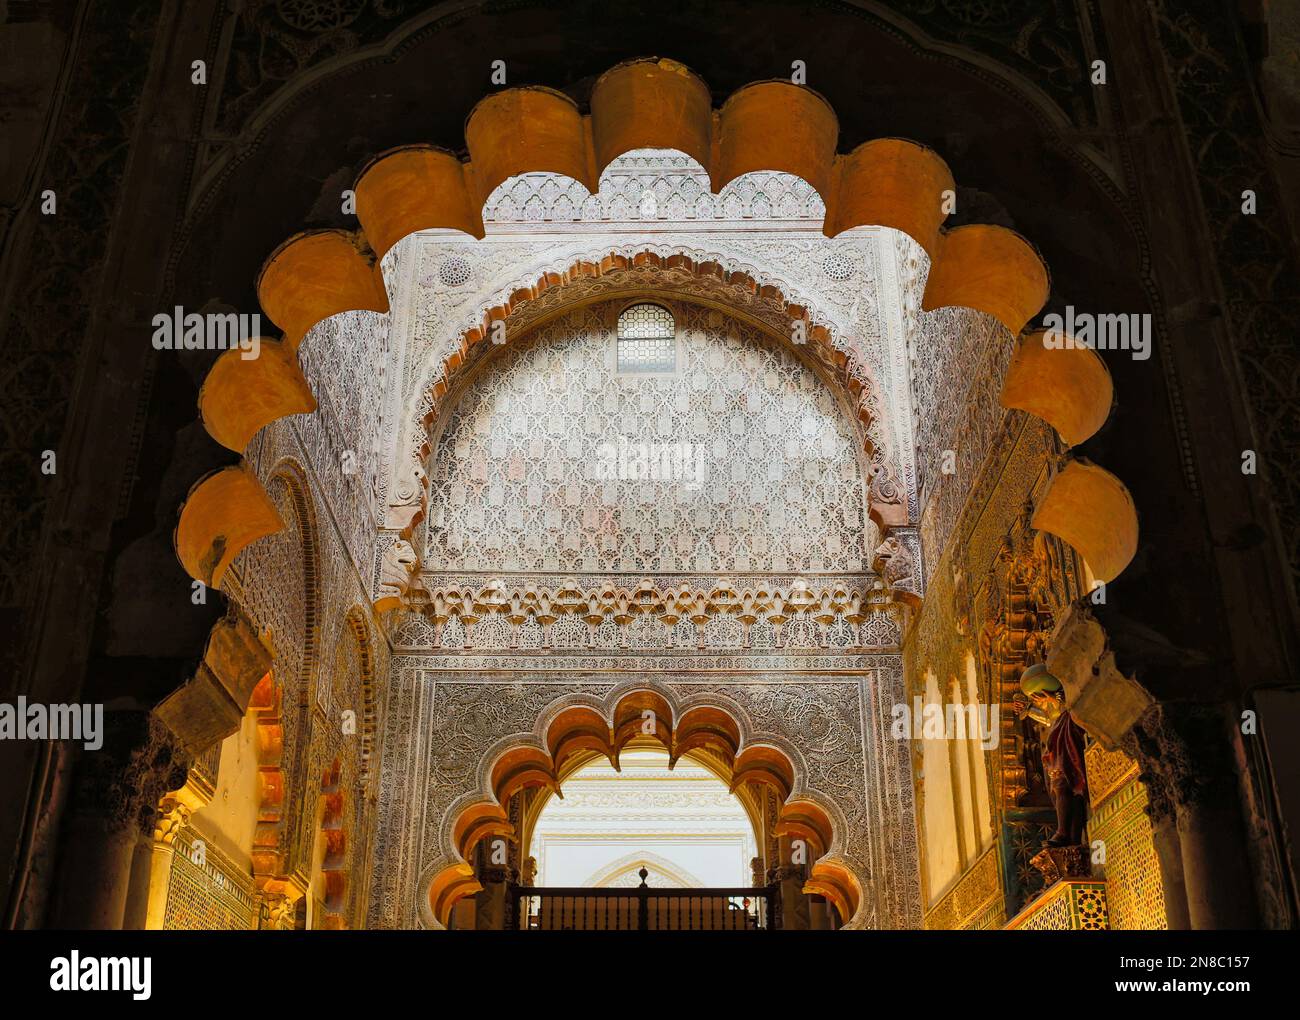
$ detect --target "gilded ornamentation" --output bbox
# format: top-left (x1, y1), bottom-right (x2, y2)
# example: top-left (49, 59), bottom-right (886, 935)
top-left (1088, 774), bottom-right (1167, 929)
top-left (922, 846), bottom-right (1002, 930)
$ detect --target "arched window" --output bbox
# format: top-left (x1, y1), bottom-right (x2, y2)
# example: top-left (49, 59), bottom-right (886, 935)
top-left (616, 302), bottom-right (676, 373)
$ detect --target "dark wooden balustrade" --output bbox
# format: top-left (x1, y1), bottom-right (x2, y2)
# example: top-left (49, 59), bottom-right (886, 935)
top-left (508, 868), bottom-right (780, 930)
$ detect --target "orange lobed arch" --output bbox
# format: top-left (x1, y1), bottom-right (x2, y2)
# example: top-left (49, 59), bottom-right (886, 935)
top-left (775, 800), bottom-right (835, 861)
top-left (611, 689), bottom-right (674, 758)
top-left (490, 746), bottom-right (561, 806)
top-left (670, 706), bottom-right (742, 769)
top-left (547, 706), bottom-right (618, 775)
top-left (174, 464), bottom-right (282, 590)
top-left (452, 802), bottom-right (516, 861)
top-left (198, 339), bottom-right (315, 453)
top-left (804, 860), bottom-right (863, 926)
top-left (426, 686), bottom-right (868, 925)
top-left (430, 689), bottom-right (828, 924)
top-left (178, 54), bottom-right (1137, 623)
top-left (1031, 457), bottom-right (1138, 584)
top-left (731, 745), bottom-right (796, 801)
top-left (428, 863), bottom-right (482, 928)
top-left (1002, 330), bottom-right (1114, 447)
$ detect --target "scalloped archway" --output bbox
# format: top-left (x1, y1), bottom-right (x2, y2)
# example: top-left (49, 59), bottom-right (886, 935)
top-left (176, 56), bottom-right (1136, 599)
top-left (421, 683), bottom-right (863, 928)
top-left (240, 459), bottom-right (321, 906)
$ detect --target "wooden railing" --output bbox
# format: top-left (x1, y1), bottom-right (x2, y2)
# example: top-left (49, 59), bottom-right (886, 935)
top-left (509, 869), bottom-right (780, 930)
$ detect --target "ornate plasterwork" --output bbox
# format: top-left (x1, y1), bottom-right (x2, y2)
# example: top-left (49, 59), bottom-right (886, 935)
top-left (482, 152), bottom-right (826, 225)
top-left (233, 152), bottom-right (1015, 931)
top-left (295, 242), bottom-right (406, 538)
top-left (226, 463), bottom-right (319, 881)
top-left (368, 664), bottom-right (920, 931)
top-left (265, 150), bottom-right (1010, 627)
top-left (922, 845), bottom-right (1003, 930)
top-left (388, 606), bottom-right (903, 656)
top-left (421, 302), bottom-right (875, 575)
top-left (894, 230), bottom-right (1012, 531)
top-left (367, 151), bottom-right (928, 547)
top-left (385, 568), bottom-right (905, 656)
top-left (382, 242), bottom-right (904, 550)
top-left (903, 375), bottom-right (1082, 915)
top-left (381, 650), bottom-right (893, 673)
top-left (220, 409), bottom-right (392, 925)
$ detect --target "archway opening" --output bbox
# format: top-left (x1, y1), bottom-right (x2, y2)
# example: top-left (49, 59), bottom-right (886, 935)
top-left (527, 746), bottom-right (759, 889)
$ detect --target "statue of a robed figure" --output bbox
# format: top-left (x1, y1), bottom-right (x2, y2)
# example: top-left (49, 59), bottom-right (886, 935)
top-left (1015, 663), bottom-right (1089, 848)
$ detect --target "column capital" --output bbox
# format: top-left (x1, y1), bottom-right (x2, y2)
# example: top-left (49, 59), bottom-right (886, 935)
top-left (1122, 701), bottom-right (1240, 814)
top-left (69, 710), bottom-right (192, 840)
top-left (259, 891), bottom-right (297, 929)
top-left (151, 797), bottom-right (192, 845)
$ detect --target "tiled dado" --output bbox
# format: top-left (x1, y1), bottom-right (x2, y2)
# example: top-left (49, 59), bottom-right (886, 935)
top-left (1006, 880), bottom-right (1109, 930)
top-left (1087, 743), bottom-right (1168, 930)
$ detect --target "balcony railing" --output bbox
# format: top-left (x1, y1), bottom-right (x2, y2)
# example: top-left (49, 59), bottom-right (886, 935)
top-left (509, 869), bottom-right (780, 930)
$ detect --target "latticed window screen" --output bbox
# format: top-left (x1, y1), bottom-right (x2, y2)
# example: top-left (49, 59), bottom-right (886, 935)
top-left (616, 303), bottom-right (676, 372)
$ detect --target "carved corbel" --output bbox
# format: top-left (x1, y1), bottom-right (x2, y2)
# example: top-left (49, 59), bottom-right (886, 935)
top-left (867, 460), bottom-right (909, 530)
top-left (154, 605), bottom-right (274, 756)
top-left (374, 537), bottom-right (419, 613)
top-left (1045, 600), bottom-right (1154, 749)
top-left (872, 528), bottom-right (922, 605)
top-left (259, 889), bottom-right (300, 930)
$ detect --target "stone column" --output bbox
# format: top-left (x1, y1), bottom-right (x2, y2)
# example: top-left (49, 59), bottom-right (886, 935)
top-left (808, 894), bottom-right (833, 930)
top-left (1050, 605), bottom-right (1260, 928)
top-left (123, 787), bottom-right (206, 930)
top-left (475, 864), bottom-right (515, 930)
top-left (1138, 767), bottom-right (1190, 930)
top-left (769, 836), bottom-right (809, 931)
top-left (48, 711), bottom-right (190, 929)
top-left (1127, 703), bottom-right (1259, 929)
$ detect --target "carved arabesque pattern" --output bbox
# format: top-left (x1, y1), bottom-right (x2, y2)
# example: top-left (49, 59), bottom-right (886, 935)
top-left (423, 303), bottom-right (876, 574)
top-left (229, 466), bottom-right (318, 877)
top-left (482, 151), bottom-right (826, 226)
top-left (366, 667), bottom-right (916, 930)
top-left (388, 234), bottom-right (909, 547)
top-left (894, 230), bottom-right (1010, 531)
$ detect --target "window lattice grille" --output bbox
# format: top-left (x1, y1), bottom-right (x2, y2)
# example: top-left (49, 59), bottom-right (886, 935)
top-left (616, 304), bottom-right (675, 373)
